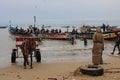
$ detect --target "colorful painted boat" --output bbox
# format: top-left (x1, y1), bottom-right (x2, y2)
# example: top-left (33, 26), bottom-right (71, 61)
top-left (77, 31), bottom-right (117, 40)
top-left (8, 26), bottom-right (33, 37)
top-left (39, 33), bottom-right (72, 40)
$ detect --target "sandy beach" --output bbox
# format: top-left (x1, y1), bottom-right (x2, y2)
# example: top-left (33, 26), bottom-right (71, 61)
top-left (0, 55), bottom-right (120, 80)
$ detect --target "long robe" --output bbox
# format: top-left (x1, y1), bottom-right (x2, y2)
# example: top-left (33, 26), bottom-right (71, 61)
top-left (92, 31), bottom-right (104, 65)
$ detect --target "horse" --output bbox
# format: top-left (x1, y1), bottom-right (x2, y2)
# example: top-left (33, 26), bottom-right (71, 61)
top-left (20, 38), bottom-right (36, 69)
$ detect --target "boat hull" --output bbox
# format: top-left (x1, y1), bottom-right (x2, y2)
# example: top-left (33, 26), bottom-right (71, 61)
top-left (77, 31), bottom-right (117, 40)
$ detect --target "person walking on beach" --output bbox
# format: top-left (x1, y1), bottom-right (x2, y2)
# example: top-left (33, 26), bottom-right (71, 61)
top-left (83, 34), bottom-right (87, 47)
top-left (111, 32), bottom-right (120, 55)
top-left (92, 27), bottom-right (104, 65)
top-left (102, 23), bottom-right (106, 32)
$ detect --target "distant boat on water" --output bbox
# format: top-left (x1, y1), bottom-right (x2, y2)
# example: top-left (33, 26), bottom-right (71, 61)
top-left (0, 26), bottom-right (8, 29)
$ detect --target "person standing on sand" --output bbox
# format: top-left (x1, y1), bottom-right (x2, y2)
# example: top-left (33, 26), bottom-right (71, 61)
top-left (111, 32), bottom-right (120, 55)
top-left (92, 27), bottom-right (104, 65)
top-left (102, 23), bottom-right (106, 32)
top-left (83, 34), bottom-right (87, 47)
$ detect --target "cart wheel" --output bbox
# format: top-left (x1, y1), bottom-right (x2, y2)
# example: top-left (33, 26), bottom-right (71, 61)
top-left (36, 50), bottom-right (41, 62)
top-left (11, 51), bottom-right (16, 63)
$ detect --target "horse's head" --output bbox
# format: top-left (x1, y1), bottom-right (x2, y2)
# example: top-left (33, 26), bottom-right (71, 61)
top-left (29, 38), bottom-right (36, 51)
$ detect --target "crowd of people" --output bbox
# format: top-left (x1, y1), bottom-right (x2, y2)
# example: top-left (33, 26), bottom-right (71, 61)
top-left (80, 23), bottom-right (111, 34)
top-left (9, 25), bottom-right (64, 35)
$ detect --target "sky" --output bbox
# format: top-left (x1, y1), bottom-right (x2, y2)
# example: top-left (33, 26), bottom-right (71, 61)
top-left (0, 0), bottom-right (120, 26)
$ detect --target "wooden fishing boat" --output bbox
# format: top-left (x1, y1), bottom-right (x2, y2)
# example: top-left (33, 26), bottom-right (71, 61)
top-left (9, 30), bottom-right (33, 37)
top-left (79, 25), bottom-right (119, 40)
top-left (39, 33), bottom-right (72, 40)
top-left (9, 26), bottom-right (33, 37)
top-left (0, 26), bottom-right (7, 29)
top-left (77, 31), bottom-right (117, 40)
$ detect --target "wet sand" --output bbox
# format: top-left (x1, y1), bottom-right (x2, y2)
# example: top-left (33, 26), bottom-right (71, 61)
top-left (0, 55), bottom-right (120, 80)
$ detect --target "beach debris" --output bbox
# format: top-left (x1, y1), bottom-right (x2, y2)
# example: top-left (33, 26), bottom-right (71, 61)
top-left (48, 78), bottom-right (57, 80)
top-left (0, 73), bottom-right (5, 77)
top-left (80, 65), bottom-right (104, 76)
top-left (10, 72), bottom-right (13, 73)
top-left (17, 75), bottom-right (22, 79)
top-left (73, 67), bottom-right (83, 76)
top-left (36, 77), bottom-right (40, 79)
top-left (73, 65), bottom-right (104, 76)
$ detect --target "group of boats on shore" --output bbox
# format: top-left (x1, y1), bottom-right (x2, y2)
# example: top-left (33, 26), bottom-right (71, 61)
top-left (8, 25), bottom-right (72, 40)
top-left (8, 24), bottom-right (120, 42)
